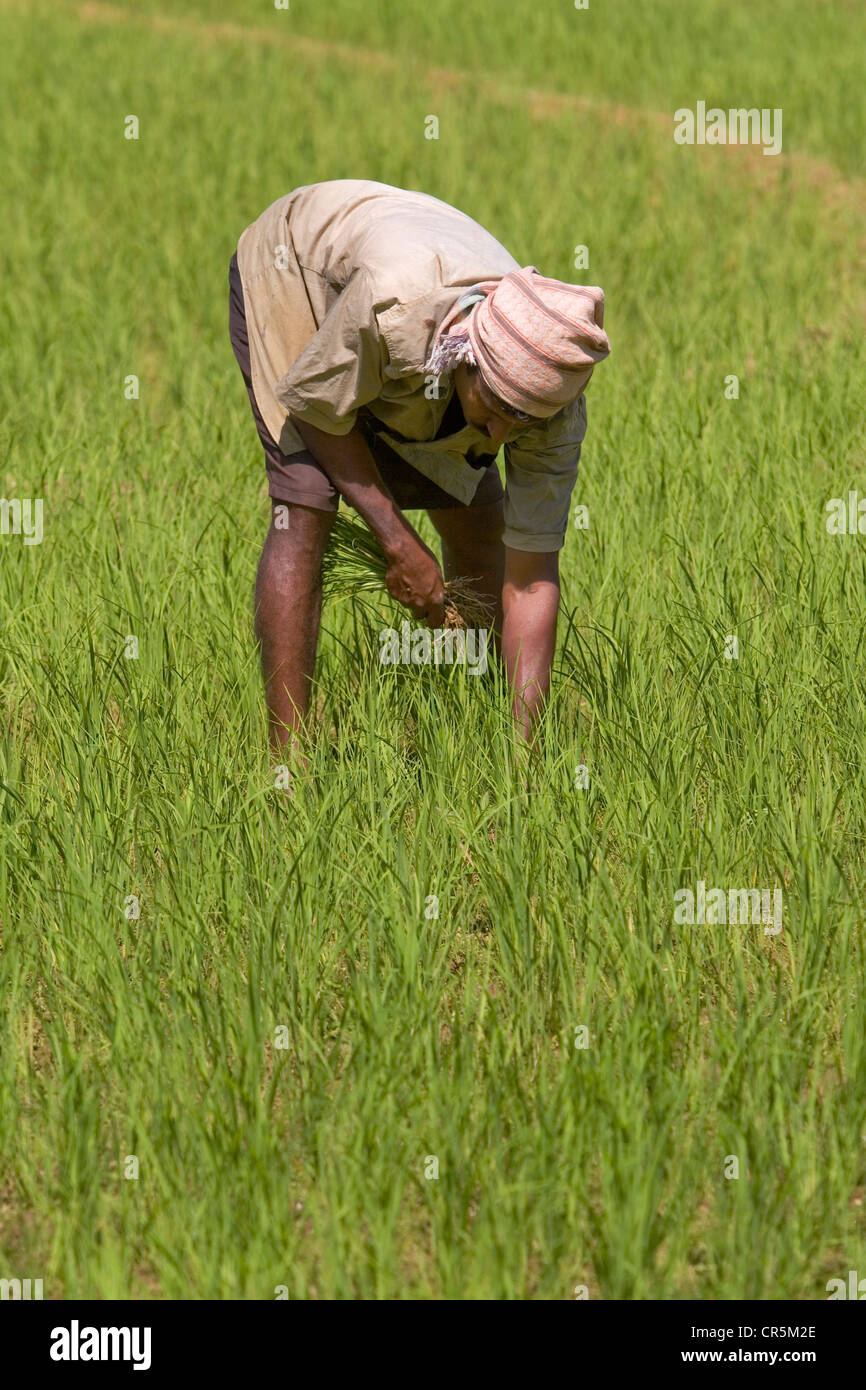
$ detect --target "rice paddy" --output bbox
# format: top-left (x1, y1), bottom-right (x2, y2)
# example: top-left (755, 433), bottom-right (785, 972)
top-left (0, 0), bottom-right (864, 1300)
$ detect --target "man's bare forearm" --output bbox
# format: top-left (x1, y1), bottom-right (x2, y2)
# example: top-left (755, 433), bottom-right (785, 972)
top-left (291, 416), bottom-right (446, 625)
top-left (501, 548), bottom-right (560, 738)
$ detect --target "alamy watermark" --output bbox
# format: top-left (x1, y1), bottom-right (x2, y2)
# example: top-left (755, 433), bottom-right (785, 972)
top-left (826, 491), bottom-right (866, 535)
top-left (674, 880), bottom-right (783, 934)
top-left (826, 1270), bottom-right (866, 1299)
top-left (379, 621), bottom-right (489, 676)
top-left (674, 103), bottom-right (782, 156)
top-left (1, 1276), bottom-right (43, 1299)
top-left (0, 497), bottom-right (43, 545)
top-left (49, 1321), bottom-right (151, 1371)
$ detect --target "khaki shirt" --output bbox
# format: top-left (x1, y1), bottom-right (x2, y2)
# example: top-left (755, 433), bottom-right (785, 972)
top-left (236, 180), bottom-right (591, 551)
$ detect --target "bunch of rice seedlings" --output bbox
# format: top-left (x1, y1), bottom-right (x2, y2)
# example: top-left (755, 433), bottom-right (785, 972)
top-left (321, 511), bottom-right (494, 630)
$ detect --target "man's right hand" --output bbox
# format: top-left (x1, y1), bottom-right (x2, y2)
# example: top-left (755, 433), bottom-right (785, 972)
top-left (290, 416), bottom-right (447, 626)
top-left (384, 531), bottom-right (446, 627)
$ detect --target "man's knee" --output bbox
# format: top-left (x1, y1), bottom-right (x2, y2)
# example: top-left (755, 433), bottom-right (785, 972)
top-left (265, 500), bottom-right (335, 561)
top-left (256, 502), bottom-right (335, 609)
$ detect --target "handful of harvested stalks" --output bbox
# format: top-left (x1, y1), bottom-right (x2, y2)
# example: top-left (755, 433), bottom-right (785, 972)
top-left (321, 511), bottom-right (494, 631)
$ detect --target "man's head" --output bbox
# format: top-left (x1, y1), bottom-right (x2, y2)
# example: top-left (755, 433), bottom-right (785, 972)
top-left (427, 266), bottom-right (611, 435)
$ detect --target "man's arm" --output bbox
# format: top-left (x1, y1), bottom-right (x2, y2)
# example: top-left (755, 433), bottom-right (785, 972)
top-left (501, 547), bottom-right (560, 739)
top-left (292, 417), bottom-right (446, 627)
top-left (500, 399), bottom-right (588, 738)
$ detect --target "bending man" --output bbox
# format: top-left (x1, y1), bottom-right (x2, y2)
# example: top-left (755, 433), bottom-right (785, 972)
top-left (228, 179), bottom-right (611, 747)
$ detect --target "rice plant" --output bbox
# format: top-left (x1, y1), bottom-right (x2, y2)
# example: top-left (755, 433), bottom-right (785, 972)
top-left (322, 510), bottom-right (495, 629)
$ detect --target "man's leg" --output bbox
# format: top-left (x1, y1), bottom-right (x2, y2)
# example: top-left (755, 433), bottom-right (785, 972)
top-left (426, 499), bottom-right (506, 636)
top-left (254, 500), bottom-right (335, 750)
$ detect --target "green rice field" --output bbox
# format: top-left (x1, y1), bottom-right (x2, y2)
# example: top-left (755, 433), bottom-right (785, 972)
top-left (0, 0), bottom-right (864, 1299)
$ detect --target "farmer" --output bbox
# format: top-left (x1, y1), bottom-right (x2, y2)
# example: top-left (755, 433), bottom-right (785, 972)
top-left (228, 179), bottom-right (610, 748)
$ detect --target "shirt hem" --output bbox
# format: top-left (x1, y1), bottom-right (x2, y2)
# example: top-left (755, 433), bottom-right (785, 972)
top-left (502, 530), bottom-right (565, 553)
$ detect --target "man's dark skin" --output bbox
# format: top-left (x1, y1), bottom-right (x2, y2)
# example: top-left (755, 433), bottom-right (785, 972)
top-left (255, 350), bottom-right (562, 752)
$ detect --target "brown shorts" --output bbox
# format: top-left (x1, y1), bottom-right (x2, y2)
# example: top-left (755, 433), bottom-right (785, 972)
top-left (228, 253), bottom-right (504, 513)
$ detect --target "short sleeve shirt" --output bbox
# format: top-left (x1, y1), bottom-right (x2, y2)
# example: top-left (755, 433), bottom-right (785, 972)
top-left (236, 180), bottom-right (591, 551)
